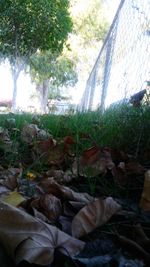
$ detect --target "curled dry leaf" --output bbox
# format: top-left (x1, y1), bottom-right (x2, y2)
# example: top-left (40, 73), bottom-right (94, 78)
top-left (112, 163), bottom-right (127, 186)
top-left (73, 146), bottom-right (115, 177)
top-left (0, 201), bottom-right (85, 265)
top-left (21, 124), bottom-right (51, 144)
top-left (38, 179), bottom-right (94, 204)
top-left (21, 124), bottom-right (39, 143)
top-left (72, 197), bottom-right (121, 238)
top-left (32, 138), bottom-right (65, 166)
top-left (0, 127), bottom-right (12, 152)
top-left (0, 167), bottom-right (22, 190)
top-left (63, 136), bottom-right (75, 156)
top-left (31, 194), bottom-right (62, 222)
top-left (32, 207), bottom-right (52, 224)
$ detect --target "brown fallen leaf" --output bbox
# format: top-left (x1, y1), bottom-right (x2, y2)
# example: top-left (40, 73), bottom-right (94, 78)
top-left (0, 175), bottom-right (18, 191)
top-left (46, 169), bottom-right (74, 183)
top-left (21, 124), bottom-right (39, 143)
top-left (0, 167), bottom-right (22, 190)
top-left (31, 194), bottom-right (62, 222)
top-left (72, 197), bottom-right (121, 238)
top-left (112, 163), bottom-right (127, 186)
top-left (32, 207), bottom-right (52, 224)
top-left (21, 124), bottom-right (51, 144)
top-left (63, 135), bottom-right (75, 155)
top-left (64, 201), bottom-right (87, 217)
top-left (32, 138), bottom-right (65, 166)
top-left (0, 127), bottom-right (12, 152)
top-left (0, 201), bottom-right (85, 265)
top-left (73, 146), bottom-right (115, 177)
top-left (38, 179), bottom-right (94, 204)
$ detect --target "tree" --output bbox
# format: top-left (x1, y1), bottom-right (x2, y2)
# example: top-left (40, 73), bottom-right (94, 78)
top-left (29, 50), bottom-right (78, 113)
top-left (0, 0), bottom-right (72, 111)
top-left (72, 0), bottom-right (108, 46)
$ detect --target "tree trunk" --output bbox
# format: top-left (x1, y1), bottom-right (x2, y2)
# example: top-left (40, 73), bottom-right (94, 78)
top-left (12, 69), bottom-right (19, 112)
top-left (38, 80), bottom-right (49, 114)
top-left (11, 60), bottom-right (25, 112)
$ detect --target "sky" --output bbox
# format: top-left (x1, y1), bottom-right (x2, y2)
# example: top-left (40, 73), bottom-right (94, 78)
top-left (0, 1), bottom-right (120, 110)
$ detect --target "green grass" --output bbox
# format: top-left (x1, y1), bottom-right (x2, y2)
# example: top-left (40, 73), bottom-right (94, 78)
top-left (0, 103), bottom-right (150, 161)
top-left (0, 103), bottom-right (149, 197)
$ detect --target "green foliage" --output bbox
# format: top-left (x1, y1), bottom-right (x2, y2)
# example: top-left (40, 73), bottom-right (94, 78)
top-left (68, 0), bottom-right (109, 77)
top-left (0, 0), bottom-right (73, 111)
top-left (29, 50), bottom-right (78, 89)
top-left (0, 0), bottom-right (72, 60)
top-left (72, 0), bottom-right (108, 46)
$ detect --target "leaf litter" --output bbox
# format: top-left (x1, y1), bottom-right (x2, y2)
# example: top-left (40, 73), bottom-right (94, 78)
top-left (0, 122), bottom-right (149, 267)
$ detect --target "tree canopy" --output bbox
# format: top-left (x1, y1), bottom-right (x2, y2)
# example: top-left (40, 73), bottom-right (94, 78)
top-left (0, 0), bottom-right (72, 59)
top-left (0, 0), bottom-right (72, 110)
top-left (30, 50), bottom-right (77, 88)
top-left (29, 49), bottom-right (77, 113)
top-left (68, 0), bottom-right (109, 78)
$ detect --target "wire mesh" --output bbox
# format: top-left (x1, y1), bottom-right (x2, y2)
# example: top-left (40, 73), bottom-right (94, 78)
top-left (79, 0), bottom-right (150, 111)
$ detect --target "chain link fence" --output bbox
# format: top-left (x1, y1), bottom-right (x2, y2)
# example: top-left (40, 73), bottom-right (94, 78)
top-left (79, 0), bottom-right (150, 111)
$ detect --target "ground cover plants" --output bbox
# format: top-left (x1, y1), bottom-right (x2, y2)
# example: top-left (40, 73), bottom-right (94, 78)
top-left (0, 103), bottom-right (149, 267)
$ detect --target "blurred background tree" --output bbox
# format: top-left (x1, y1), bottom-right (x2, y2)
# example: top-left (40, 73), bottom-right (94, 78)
top-left (0, 0), bottom-right (72, 111)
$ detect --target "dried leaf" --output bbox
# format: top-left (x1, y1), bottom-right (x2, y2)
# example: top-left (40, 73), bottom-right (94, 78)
top-left (112, 163), bottom-right (127, 186)
top-left (0, 167), bottom-right (22, 190)
top-left (73, 146), bottom-right (115, 177)
top-left (0, 201), bottom-right (85, 265)
top-left (34, 137), bottom-right (56, 153)
top-left (81, 146), bottom-right (101, 165)
top-left (31, 194), bottom-right (62, 222)
top-left (63, 136), bottom-right (75, 155)
top-left (0, 127), bottom-right (12, 152)
top-left (38, 179), bottom-right (94, 204)
top-left (0, 175), bottom-right (18, 190)
top-left (21, 124), bottom-right (39, 143)
top-left (140, 170), bottom-right (150, 211)
top-left (59, 215), bottom-right (72, 235)
top-left (32, 207), bottom-right (52, 223)
top-left (0, 185), bottom-right (10, 195)
top-left (32, 139), bottom-right (65, 166)
top-left (46, 169), bottom-right (74, 183)
top-left (63, 201), bottom-right (86, 217)
top-left (1, 191), bottom-right (25, 207)
top-left (72, 197), bottom-right (121, 238)
top-left (0, 127), bottom-right (10, 142)
top-left (21, 124), bottom-right (51, 144)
